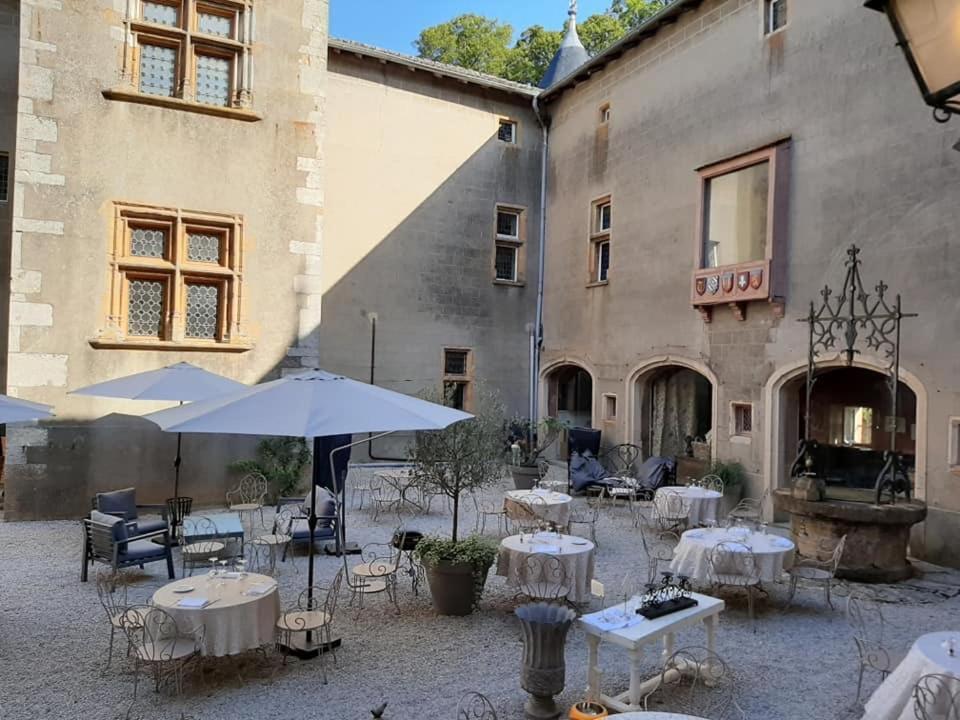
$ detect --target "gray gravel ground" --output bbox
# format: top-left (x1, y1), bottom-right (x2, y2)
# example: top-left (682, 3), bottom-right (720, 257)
top-left (1, 465), bottom-right (958, 720)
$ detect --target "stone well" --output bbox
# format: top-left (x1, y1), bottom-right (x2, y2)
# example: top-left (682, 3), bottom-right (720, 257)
top-left (774, 490), bottom-right (927, 583)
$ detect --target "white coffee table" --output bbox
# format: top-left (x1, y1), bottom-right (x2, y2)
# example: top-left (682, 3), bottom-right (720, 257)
top-left (579, 592), bottom-right (724, 713)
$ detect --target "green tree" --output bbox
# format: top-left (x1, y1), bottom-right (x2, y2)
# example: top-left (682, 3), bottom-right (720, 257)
top-left (415, 14), bottom-right (514, 78)
top-left (610, 0), bottom-right (675, 29)
top-left (504, 25), bottom-right (563, 85)
top-left (579, 13), bottom-right (627, 55)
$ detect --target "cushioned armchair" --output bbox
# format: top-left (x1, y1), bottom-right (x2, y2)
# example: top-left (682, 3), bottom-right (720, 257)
top-left (92, 487), bottom-right (169, 536)
top-left (81, 510), bottom-right (175, 582)
top-left (277, 488), bottom-right (340, 558)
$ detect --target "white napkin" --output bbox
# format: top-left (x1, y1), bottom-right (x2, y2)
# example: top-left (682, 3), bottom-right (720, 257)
top-left (245, 583), bottom-right (276, 596)
top-left (177, 597), bottom-right (210, 608)
top-left (221, 571), bottom-right (242, 579)
top-left (531, 543), bottom-right (561, 554)
top-left (583, 609), bottom-right (644, 632)
top-left (769, 537), bottom-right (793, 548)
top-left (686, 530), bottom-right (705, 539)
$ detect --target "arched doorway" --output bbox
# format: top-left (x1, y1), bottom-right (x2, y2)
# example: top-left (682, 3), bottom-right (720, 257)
top-left (545, 363), bottom-right (593, 429)
top-left (777, 366), bottom-right (918, 502)
top-left (633, 364), bottom-right (714, 459)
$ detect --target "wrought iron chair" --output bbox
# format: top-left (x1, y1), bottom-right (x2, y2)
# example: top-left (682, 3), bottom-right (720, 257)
top-left (276, 568), bottom-right (344, 683)
top-left (350, 541), bottom-right (402, 616)
top-left (253, 507), bottom-right (295, 576)
top-left (119, 605), bottom-right (204, 698)
top-left (654, 491), bottom-right (691, 535)
top-left (512, 494), bottom-right (550, 534)
top-left (473, 494), bottom-right (508, 536)
top-left (391, 524), bottom-right (426, 595)
top-left (515, 552), bottom-right (570, 604)
top-left (568, 503), bottom-right (599, 545)
top-left (601, 443), bottom-right (642, 479)
top-left (226, 472), bottom-right (268, 530)
top-left (456, 691), bottom-right (498, 720)
top-left (846, 590), bottom-right (904, 704)
top-left (350, 471), bottom-right (377, 510)
top-left (641, 528), bottom-right (680, 585)
top-left (369, 474), bottom-right (403, 522)
top-left (642, 646), bottom-right (742, 719)
top-left (81, 513), bottom-right (174, 582)
top-left (708, 541), bottom-right (762, 620)
top-left (700, 473), bottom-right (724, 495)
top-left (180, 516), bottom-right (227, 577)
top-left (728, 488), bottom-right (770, 528)
top-left (913, 673), bottom-right (960, 720)
top-left (95, 569), bottom-right (147, 673)
top-left (784, 534), bottom-right (847, 610)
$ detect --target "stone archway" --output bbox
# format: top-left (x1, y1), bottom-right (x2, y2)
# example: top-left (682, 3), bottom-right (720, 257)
top-left (542, 361), bottom-right (594, 430)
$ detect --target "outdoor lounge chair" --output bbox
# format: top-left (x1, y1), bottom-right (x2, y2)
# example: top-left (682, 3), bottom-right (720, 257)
top-left (92, 487), bottom-right (169, 535)
top-left (277, 489), bottom-right (340, 558)
top-left (81, 510), bottom-right (175, 582)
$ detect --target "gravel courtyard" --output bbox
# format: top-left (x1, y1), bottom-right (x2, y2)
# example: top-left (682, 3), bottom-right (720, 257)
top-left (1, 465), bottom-right (957, 720)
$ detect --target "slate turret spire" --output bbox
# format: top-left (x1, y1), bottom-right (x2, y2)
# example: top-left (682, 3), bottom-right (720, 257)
top-left (539, 0), bottom-right (591, 89)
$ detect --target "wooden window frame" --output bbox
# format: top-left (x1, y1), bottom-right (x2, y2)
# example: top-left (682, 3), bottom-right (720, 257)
top-left (93, 202), bottom-right (250, 352)
top-left (599, 103), bottom-right (611, 125)
top-left (588, 195), bottom-right (611, 286)
top-left (691, 140), bottom-right (790, 322)
top-left (493, 204), bottom-right (526, 286)
top-left (442, 347), bottom-right (474, 412)
top-left (731, 402), bottom-right (754, 442)
top-left (105, 0), bottom-right (261, 122)
top-left (762, 0), bottom-right (788, 36)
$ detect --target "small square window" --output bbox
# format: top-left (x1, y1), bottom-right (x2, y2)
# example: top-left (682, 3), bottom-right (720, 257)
top-left (495, 244), bottom-right (518, 282)
top-left (596, 240), bottom-right (610, 282)
top-left (186, 229), bottom-right (224, 263)
top-left (444, 349), bottom-right (469, 376)
top-left (195, 52), bottom-right (232, 107)
top-left (0, 152), bottom-right (8, 203)
top-left (595, 202), bottom-right (612, 234)
top-left (197, 4), bottom-right (235, 38)
top-left (764, 0), bottom-right (787, 34)
top-left (130, 225), bottom-right (168, 258)
top-left (142, 1), bottom-right (180, 27)
top-left (733, 403), bottom-right (753, 436)
top-left (603, 394), bottom-right (617, 421)
top-left (949, 418), bottom-right (960, 468)
top-left (496, 209), bottom-right (520, 239)
top-left (498, 120), bottom-right (517, 144)
top-left (600, 104), bottom-right (611, 124)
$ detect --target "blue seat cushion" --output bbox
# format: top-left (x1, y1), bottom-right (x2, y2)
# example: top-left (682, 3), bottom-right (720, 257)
top-left (96, 488), bottom-right (137, 521)
top-left (119, 539), bottom-right (168, 563)
top-left (288, 517), bottom-right (335, 542)
top-left (134, 518), bottom-right (168, 536)
top-left (90, 509), bottom-right (128, 551)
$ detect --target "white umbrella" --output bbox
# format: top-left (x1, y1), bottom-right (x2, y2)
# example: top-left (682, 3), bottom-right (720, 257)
top-left (146, 368), bottom-right (473, 653)
top-left (0, 394), bottom-right (54, 424)
top-left (71, 362), bottom-right (246, 500)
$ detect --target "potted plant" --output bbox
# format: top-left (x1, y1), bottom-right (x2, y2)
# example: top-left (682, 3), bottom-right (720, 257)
top-left (409, 385), bottom-right (506, 615)
top-left (507, 416), bottom-right (567, 490)
top-left (229, 437), bottom-right (311, 500)
top-left (708, 460), bottom-right (747, 517)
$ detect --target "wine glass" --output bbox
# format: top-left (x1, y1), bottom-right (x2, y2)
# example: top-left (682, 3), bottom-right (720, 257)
top-left (208, 556), bottom-right (219, 578)
top-left (236, 557), bottom-right (247, 578)
top-left (760, 522), bottom-right (769, 535)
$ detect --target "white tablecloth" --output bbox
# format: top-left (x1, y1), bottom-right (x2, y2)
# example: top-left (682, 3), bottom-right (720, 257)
top-left (153, 573), bottom-right (281, 657)
top-left (655, 486), bottom-right (722, 526)
top-left (497, 532), bottom-right (595, 602)
top-left (504, 489), bottom-right (572, 528)
top-left (863, 632), bottom-right (960, 720)
top-left (670, 528), bottom-right (795, 583)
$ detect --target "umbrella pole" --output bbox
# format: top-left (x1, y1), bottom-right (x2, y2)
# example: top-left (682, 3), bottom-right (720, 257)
top-left (174, 431), bottom-right (182, 498)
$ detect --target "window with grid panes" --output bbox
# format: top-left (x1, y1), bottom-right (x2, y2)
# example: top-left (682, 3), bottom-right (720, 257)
top-left (733, 403), bottom-right (753, 436)
top-left (0, 153), bottom-right (9, 203)
top-left (498, 120), bottom-right (517, 144)
top-left (590, 197), bottom-right (611, 283)
top-left (496, 210), bottom-right (519, 239)
top-left (133, 1), bottom-right (250, 108)
top-left (764, 0), bottom-right (787, 34)
top-left (495, 244), bottom-right (517, 282)
top-left (102, 203), bottom-right (244, 348)
top-left (444, 349), bottom-right (469, 376)
top-left (442, 348), bottom-right (472, 411)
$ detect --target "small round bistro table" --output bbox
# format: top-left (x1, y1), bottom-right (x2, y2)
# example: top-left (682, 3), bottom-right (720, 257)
top-left (655, 486), bottom-right (722, 527)
top-left (153, 572), bottom-right (280, 657)
top-left (669, 527), bottom-right (795, 584)
top-left (504, 489), bottom-right (573, 528)
top-left (863, 631), bottom-right (960, 720)
top-left (496, 532), bottom-right (595, 603)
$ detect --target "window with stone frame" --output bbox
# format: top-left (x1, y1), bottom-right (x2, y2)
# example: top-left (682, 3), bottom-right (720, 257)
top-left (95, 203), bottom-right (248, 351)
top-left (494, 206), bottom-right (525, 284)
top-left (498, 119), bottom-right (517, 144)
top-left (125, 0), bottom-right (254, 110)
top-left (764, 0), bottom-right (787, 35)
top-left (732, 402), bottom-right (753, 437)
top-left (589, 197), bottom-right (612, 284)
top-left (442, 348), bottom-right (473, 411)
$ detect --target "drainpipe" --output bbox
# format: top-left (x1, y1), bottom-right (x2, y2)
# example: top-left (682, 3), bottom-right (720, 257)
top-left (531, 94), bottom-right (549, 429)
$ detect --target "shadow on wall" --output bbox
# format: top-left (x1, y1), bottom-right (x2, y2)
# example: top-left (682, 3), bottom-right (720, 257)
top-left (317, 134), bottom-right (540, 460)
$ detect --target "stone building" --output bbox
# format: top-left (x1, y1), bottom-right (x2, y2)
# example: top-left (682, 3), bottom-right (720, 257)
top-left (1, 0), bottom-right (959, 569)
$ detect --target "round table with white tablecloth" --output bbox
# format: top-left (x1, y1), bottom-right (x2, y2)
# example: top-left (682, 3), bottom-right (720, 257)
top-left (669, 527), bottom-right (795, 583)
top-left (655, 486), bottom-right (722, 526)
top-left (863, 631), bottom-right (960, 720)
top-left (153, 572), bottom-right (281, 657)
top-left (496, 532), bottom-right (595, 603)
top-left (504, 489), bottom-right (572, 528)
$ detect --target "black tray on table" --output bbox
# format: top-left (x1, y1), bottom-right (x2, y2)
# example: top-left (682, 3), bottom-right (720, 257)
top-left (635, 596), bottom-right (698, 619)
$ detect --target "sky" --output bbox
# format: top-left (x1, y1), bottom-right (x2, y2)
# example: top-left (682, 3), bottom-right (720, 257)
top-left (329, 0), bottom-right (611, 55)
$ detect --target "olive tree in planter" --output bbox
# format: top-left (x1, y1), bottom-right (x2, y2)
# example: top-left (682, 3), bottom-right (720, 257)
top-left (506, 416), bottom-right (567, 490)
top-left (409, 386), bottom-right (506, 615)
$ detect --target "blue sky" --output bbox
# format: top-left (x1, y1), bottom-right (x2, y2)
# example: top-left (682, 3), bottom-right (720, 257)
top-left (330, 0), bottom-right (611, 55)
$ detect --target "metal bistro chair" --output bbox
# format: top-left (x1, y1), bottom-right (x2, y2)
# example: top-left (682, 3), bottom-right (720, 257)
top-left (515, 552), bottom-right (570, 605)
top-left (700, 473), bottom-right (725, 495)
top-left (784, 534), bottom-right (847, 610)
top-left (913, 673), bottom-right (960, 720)
top-left (728, 488), bottom-right (770, 528)
top-left (846, 590), bottom-right (904, 704)
top-left (642, 527), bottom-right (680, 585)
top-left (642, 646), bottom-right (742, 719)
top-left (226, 472), bottom-right (268, 531)
top-left (276, 568), bottom-right (344, 683)
top-left (253, 507), bottom-right (295, 576)
top-left (180, 516), bottom-right (227, 577)
top-left (654, 491), bottom-right (691, 535)
top-left (708, 541), bottom-right (762, 621)
top-left (369, 474), bottom-right (403, 522)
top-left (119, 605), bottom-right (204, 699)
top-left (350, 541), bottom-right (403, 616)
top-left (456, 692), bottom-right (498, 720)
top-left (473, 494), bottom-right (508, 537)
top-left (513, 494), bottom-right (549, 534)
top-left (95, 569), bottom-right (147, 673)
top-left (568, 503), bottom-right (599, 546)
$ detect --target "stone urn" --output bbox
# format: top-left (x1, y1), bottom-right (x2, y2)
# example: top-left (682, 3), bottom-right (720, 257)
top-left (516, 602), bottom-right (577, 720)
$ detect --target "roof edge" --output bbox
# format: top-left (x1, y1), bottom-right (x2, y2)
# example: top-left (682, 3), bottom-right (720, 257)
top-left (539, 0), bottom-right (703, 100)
top-left (328, 38), bottom-right (540, 99)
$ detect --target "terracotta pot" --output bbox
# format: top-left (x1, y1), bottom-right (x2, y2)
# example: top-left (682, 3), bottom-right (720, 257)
top-left (424, 560), bottom-right (488, 616)
top-left (568, 702), bottom-right (608, 719)
top-left (511, 464), bottom-right (541, 490)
